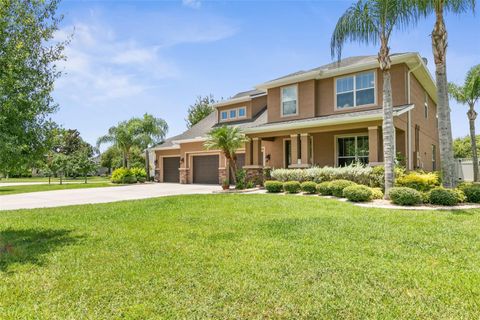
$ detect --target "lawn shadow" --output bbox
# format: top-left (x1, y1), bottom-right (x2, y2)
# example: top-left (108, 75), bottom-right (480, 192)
top-left (0, 188), bottom-right (15, 194)
top-left (0, 228), bottom-right (80, 272)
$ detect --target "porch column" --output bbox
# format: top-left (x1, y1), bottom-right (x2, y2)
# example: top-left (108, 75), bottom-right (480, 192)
top-left (252, 137), bottom-right (262, 166)
top-left (368, 126), bottom-right (379, 164)
top-left (300, 133), bottom-right (311, 166)
top-left (290, 134), bottom-right (299, 167)
top-left (244, 138), bottom-right (252, 166)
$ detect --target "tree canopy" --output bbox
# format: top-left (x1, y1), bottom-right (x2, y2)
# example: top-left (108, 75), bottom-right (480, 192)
top-left (0, 0), bottom-right (67, 173)
top-left (185, 95), bottom-right (216, 129)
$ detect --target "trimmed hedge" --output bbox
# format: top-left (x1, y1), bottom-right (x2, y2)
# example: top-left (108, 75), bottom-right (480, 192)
top-left (265, 181), bottom-right (283, 193)
top-left (284, 181), bottom-right (301, 194)
top-left (458, 183), bottom-right (480, 203)
top-left (395, 172), bottom-right (440, 192)
top-left (388, 187), bottom-right (422, 206)
top-left (301, 181), bottom-right (317, 194)
top-left (316, 181), bottom-right (332, 195)
top-left (428, 187), bottom-right (459, 206)
top-left (343, 185), bottom-right (372, 202)
top-left (329, 180), bottom-right (357, 198)
top-left (369, 187), bottom-right (384, 200)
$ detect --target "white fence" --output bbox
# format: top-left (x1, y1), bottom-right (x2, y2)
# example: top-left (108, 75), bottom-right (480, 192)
top-left (455, 159), bottom-right (478, 182)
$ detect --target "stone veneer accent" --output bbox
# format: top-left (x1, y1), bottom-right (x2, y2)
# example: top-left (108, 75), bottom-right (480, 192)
top-left (179, 168), bottom-right (189, 184)
top-left (219, 168), bottom-right (227, 185)
top-left (245, 167), bottom-right (264, 185)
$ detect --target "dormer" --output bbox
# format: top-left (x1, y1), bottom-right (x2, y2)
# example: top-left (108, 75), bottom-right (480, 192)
top-left (213, 89), bottom-right (267, 124)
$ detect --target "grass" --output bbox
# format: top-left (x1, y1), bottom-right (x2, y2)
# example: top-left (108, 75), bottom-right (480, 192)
top-left (0, 176), bottom-right (110, 183)
top-left (0, 182), bottom-right (117, 196)
top-left (0, 194), bottom-right (479, 319)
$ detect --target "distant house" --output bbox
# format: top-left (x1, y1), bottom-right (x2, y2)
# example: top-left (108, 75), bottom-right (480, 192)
top-left (151, 52), bottom-right (439, 184)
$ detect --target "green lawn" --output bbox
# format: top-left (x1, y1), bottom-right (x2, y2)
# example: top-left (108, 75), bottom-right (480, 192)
top-left (0, 195), bottom-right (479, 319)
top-left (0, 176), bottom-right (110, 183)
top-left (0, 181), bottom-right (117, 196)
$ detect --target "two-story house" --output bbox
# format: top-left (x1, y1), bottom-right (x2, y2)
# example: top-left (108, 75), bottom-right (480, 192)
top-left (151, 52), bottom-right (439, 185)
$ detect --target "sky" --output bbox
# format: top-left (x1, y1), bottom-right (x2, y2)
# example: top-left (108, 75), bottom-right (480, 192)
top-left (52, 0), bottom-right (480, 147)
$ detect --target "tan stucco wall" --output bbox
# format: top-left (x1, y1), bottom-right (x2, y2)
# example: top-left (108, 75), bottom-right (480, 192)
top-left (267, 80), bottom-right (316, 123)
top-left (216, 95), bottom-right (267, 123)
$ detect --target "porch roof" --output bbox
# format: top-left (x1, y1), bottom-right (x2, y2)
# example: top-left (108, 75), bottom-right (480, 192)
top-left (243, 104), bottom-right (413, 134)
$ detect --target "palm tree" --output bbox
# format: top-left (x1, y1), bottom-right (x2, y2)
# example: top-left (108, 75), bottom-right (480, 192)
top-left (411, 0), bottom-right (475, 187)
top-left (97, 114), bottom-right (168, 168)
top-left (449, 64), bottom-right (480, 181)
top-left (204, 126), bottom-right (247, 184)
top-left (137, 113), bottom-right (168, 179)
top-left (331, 0), bottom-right (416, 196)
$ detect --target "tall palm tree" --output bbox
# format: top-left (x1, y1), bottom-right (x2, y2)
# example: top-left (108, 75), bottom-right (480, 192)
top-left (411, 0), bottom-right (475, 187)
top-left (331, 0), bottom-right (416, 196)
top-left (97, 114), bottom-right (168, 168)
top-left (204, 126), bottom-right (247, 184)
top-left (449, 64), bottom-right (480, 181)
top-left (137, 113), bottom-right (168, 178)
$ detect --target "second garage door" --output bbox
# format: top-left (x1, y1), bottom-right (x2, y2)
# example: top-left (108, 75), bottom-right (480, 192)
top-left (163, 157), bottom-right (180, 183)
top-left (193, 155), bottom-right (219, 184)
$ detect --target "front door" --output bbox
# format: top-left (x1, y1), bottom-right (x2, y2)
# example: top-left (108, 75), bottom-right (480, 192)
top-left (284, 140), bottom-right (292, 168)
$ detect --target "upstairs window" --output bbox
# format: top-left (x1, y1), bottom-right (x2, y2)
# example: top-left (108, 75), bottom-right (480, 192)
top-left (424, 92), bottom-right (429, 119)
top-left (281, 85), bottom-right (298, 116)
top-left (336, 71), bottom-right (375, 109)
top-left (238, 107), bottom-right (246, 118)
top-left (221, 111), bottom-right (228, 120)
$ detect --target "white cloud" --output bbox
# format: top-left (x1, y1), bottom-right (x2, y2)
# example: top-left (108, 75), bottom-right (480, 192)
top-left (182, 0), bottom-right (201, 9)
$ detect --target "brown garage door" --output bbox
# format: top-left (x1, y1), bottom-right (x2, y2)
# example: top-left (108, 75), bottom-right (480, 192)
top-left (193, 155), bottom-right (219, 184)
top-left (163, 157), bottom-right (180, 183)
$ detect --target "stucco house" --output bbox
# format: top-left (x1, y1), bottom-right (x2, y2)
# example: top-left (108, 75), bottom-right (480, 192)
top-left (151, 52), bottom-right (439, 185)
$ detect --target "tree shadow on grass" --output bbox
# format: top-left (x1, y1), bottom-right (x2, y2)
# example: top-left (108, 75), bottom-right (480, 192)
top-left (0, 228), bottom-right (80, 272)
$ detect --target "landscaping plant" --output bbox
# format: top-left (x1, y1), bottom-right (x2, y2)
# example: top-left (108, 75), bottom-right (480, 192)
top-left (369, 187), bottom-right (384, 200)
top-left (396, 171), bottom-right (440, 192)
top-left (458, 183), bottom-right (480, 203)
top-left (301, 181), bottom-right (317, 194)
top-left (329, 180), bottom-right (357, 198)
top-left (428, 187), bottom-right (459, 206)
top-left (388, 187), bottom-right (423, 206)
top-left (343, 185), bottom-right (372, 202)
top-left (264, 181), bottom-right (283, 193)
top-left (316, 181), bottom-right (333, 195)
top-left (283, 181), bottom-right (301, 194)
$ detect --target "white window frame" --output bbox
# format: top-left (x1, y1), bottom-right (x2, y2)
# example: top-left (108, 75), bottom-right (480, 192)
top-left (281, 84), bottom-right (298, 117)
top-left (334, 133), bottom-right (369, 167)
top-left (424, 91), bottom-right (429, 119)
top-left (238, 106), bottom-right (247, 118)
top-left (334, 71), bottom-right (376, 110)
top-left (220, 111), bottom-right (228, 121)
top-left (229, 109), bottom-right (237, 119)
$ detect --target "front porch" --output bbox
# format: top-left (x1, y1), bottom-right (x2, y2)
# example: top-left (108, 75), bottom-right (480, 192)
top-left (242, 122), bottom-right (408, 175)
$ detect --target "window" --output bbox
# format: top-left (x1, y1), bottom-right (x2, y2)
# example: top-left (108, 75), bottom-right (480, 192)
top-left (281, 85), bottom-right (298, 116)
top-left (221, 111), bottom-right (228, 120)
top-left (432, 144), bottom-right (436, 171)
top-left (229, 109), bottom-right (237, 119)
top-left (336, 71), bottom-right (375, 109)
top-left (337, 135), bottom-right (369, 166)
top-left (284, 139), bottom-right (292, 167)
top-left (424, 92), bottom-right (429, 119)
top-left (238, 107), bottom-right (246, 118)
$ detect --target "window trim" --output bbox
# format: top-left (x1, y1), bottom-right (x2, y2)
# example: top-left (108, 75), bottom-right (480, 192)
top-left (281, 84), bottom-right (299, 117)
top-left (334, 70), bottom-right (377, 111)
top-left (424, 91), bottom-right (429, 119)
top-left (220, 111), bottom-right (228, 121)
top-left (238, 106), bottom-right (247, 118)
top-left (219, 106), bottom-right (248, 122)
top-left (334, 133), bottom-right (369, 167)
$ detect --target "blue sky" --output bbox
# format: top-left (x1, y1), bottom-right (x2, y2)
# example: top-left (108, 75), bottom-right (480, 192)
top-left (53, 0), bottom-right (480, 147)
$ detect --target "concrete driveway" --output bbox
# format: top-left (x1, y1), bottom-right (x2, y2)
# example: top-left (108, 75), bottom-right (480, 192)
top-left (0, 183), bottom-right (219, 211)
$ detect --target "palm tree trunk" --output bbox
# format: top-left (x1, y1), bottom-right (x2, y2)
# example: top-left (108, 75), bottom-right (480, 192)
top-left (468, 105), bottom-right (479, 181)
top-left (432, 7), bottom-right (456, 188)
top-left (382, 70), bottom-right (395, 198)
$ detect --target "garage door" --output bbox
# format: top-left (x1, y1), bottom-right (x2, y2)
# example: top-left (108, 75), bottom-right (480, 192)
top-left (163, 157), bottom-right (180, 183)
top-left (193, 155), bottom-right (219, 184)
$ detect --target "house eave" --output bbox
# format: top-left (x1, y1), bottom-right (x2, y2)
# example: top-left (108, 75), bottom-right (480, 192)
top-left (212, 93), bottom-right (267, 108)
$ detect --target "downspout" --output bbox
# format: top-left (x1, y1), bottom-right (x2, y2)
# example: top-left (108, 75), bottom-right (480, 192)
top-left (407, 61), bottom-right (423, 170)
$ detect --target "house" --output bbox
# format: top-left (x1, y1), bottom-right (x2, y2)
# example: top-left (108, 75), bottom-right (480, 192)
top-left (151, 52), bottom-right (439, 185)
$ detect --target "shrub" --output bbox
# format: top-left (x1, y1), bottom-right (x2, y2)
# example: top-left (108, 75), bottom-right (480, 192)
top-left (369, 187), bottom-right (384, 200)
top-left (316, 181), bottom-right (332, 195)
top-left (284, 181), bottom-right (301, 194)
top-left (111, 168), bottom-right (137, 184)
top-left (396, 172), bottom-right (440, 192)
top-left (235, 169), bottom-right (246, 190)
top-left (343, 185), bottom-right (372, 202)
top-left (246, 181), bottom-right (255, 189)
top-left (458, 183), bottom-right (480, 203)
top-left (329, 180), bottom-right (357, 197)
top-left (428, 187), bottom-right (459, 206)
top-left (453, 188), bottom-right (466, 203)
top-left (388, 187), bottom-right (422, 206)
top-left (130, 167), bottom-right (146, 179)
top-left (301, 181), bottom-right (317, 194)
top-left (265, 180), bottom-right (283, 193)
